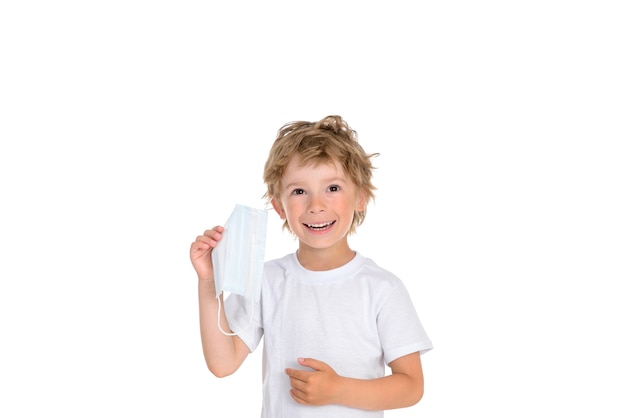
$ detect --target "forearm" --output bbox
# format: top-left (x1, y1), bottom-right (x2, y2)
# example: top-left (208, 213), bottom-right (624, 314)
top-left (337, 372), bottom-right (424, 411)
top-left (198, 279), bottom-right (248, 377)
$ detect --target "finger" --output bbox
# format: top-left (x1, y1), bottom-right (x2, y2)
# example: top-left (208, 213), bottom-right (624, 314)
top-left (288, 376), bottom-right (306, 394)
top-left (190, 243), bottom-right (206, 256)
top-left (194, 227), bottom-right (223, 247)
top-left (201, 232), bottom-right (221, 244)
top-left (284, 368), bottom-right (309, 383)
top-left (297, 357), bottom-right (327, 372)
top-left (204, 225), bottom-right (224, 238)
top-left (190, 238), bottom-right (214, 253)
top-left (289, 389), bottom-right (307, 405)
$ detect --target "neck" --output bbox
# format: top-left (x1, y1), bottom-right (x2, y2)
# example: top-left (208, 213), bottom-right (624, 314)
top-left (296, 244), bottom-right (356, 271)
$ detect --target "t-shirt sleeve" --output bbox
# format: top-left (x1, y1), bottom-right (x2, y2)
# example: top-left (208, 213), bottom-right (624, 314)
top-left (377, 282), bottom-right (433, 365)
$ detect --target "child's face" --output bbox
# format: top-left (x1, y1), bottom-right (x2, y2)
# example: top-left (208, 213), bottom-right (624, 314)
top-left (271, 155), bottom-right (366, 253)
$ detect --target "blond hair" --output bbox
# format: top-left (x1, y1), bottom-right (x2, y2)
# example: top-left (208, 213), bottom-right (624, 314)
top-left (263, 115), bottom-right (378, 234)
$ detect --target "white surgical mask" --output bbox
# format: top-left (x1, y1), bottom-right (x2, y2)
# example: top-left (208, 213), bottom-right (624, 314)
top-left (211, 204), bottom-right (268, 335)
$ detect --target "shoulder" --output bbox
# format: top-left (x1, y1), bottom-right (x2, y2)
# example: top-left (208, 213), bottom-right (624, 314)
top-left (263, 253), bottom-right (296, 275)
top-left (356, 253), bottom-right (403, 286)
top-left (350, 253), bottom-right (410, 306)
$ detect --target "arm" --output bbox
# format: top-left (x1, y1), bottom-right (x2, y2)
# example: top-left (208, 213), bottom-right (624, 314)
top-left (191, 226), bottom-right (250, 378)
top-left (284, 352), bottom-right (424, 410)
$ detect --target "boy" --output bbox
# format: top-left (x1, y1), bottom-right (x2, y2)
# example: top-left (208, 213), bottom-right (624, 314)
top-left (190, 115), bottom-right (432, 417)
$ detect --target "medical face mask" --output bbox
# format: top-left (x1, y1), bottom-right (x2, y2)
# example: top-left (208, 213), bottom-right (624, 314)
top-left (211, 204), bottom-right (268, 335)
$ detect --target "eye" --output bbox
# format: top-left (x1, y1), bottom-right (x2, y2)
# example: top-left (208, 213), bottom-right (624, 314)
top-left (328, 184), bottom-right (340, 192)
top-left (291, 188), bottom-right (305, 195)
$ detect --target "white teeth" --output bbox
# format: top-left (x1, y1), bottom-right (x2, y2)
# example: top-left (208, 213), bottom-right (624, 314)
top-left (307, 221), bottom-right (334, 229)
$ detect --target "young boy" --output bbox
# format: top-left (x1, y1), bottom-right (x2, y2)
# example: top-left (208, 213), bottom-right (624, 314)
top-left (190, 115), bottom-right (432, 417)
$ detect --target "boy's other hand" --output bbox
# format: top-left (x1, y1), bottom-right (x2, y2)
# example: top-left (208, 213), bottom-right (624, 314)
top-left (285, 358), bottom-right (344, 406)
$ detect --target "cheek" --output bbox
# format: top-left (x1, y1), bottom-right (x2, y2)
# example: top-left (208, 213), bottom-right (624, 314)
top-left (277, 198), bottom-right (296, 219)
top-left (284, 198), bottom-right (308, 219)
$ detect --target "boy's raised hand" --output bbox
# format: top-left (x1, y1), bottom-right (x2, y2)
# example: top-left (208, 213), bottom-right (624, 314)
top-left (190, 225), bottom-right (224, 282)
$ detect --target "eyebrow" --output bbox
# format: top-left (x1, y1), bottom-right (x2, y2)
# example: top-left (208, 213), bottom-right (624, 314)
top-left (283, 177), bottom-right (347, 190)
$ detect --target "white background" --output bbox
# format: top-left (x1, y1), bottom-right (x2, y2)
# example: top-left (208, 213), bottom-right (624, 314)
top-left (1, 1), bottom-right (624, 416)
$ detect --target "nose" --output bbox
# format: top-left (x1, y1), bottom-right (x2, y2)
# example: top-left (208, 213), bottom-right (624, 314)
top-left (307, 193), bottom-right (326, 214)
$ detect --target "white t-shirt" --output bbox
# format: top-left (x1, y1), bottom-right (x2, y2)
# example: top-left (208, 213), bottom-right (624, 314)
top-left (225, 252), bottom-right (433, 418)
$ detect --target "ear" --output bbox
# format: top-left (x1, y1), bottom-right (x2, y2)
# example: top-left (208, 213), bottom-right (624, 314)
top-left (356, 190), bottom-right (367, 212)
top-left (271, 198), bottom-right (286, 219)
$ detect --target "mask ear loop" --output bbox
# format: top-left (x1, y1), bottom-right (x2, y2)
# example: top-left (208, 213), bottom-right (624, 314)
top-left (216, 292), bottom-right (255, 336)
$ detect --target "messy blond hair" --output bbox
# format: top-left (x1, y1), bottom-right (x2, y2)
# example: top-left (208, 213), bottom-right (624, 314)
top-left (263, 115), bottom-right (378, 235)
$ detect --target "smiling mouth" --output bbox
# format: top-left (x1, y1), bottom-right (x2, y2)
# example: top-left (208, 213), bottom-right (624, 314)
top-left (304, 221), bottom-right (336, 231)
